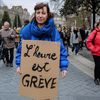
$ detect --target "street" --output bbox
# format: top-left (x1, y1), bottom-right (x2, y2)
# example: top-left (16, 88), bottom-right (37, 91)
top-left (0, 48), bottom-right (100, 100)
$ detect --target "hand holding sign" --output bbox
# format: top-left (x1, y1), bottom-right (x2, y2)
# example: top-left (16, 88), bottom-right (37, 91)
top-left (61, 70), bottom-right (68, 78)
top-left (16, 67), bottom-right (22, 75)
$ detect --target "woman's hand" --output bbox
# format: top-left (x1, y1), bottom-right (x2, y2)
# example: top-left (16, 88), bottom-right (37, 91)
top-left (16, 67), bottom-right (22, 74)
top-left (61, 70), bottom-right (68, 78)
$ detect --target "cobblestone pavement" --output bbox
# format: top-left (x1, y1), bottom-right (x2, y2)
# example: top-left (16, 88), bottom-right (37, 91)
top-left (0, 50), bottom-right (100, 100)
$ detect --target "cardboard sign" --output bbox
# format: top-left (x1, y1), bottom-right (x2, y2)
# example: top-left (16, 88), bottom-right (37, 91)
top-left (19, 40), bottom-right (60, 100)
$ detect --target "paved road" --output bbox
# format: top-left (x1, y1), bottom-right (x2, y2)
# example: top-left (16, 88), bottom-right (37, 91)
top-left (79, 47), bottom-right (94, 62)
top-left (0, 49), bottom-right (100, 100)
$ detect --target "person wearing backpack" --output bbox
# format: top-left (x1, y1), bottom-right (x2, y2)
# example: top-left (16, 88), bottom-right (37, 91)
top-left (86, 21), bottom-right (100, 85)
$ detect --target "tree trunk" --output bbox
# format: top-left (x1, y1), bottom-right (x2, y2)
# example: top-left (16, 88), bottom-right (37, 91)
top-left (92, 2), bottom-right (96, 29)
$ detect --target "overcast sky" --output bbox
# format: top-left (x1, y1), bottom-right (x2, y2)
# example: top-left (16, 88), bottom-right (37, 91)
top-left (3, 0), bottom-right (50, 14)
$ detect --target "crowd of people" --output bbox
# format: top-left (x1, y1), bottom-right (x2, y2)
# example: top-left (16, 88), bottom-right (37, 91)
top-left (58, 22), bottom-right (100, 85)
top-left (58, 25), bottom-right (90, 55)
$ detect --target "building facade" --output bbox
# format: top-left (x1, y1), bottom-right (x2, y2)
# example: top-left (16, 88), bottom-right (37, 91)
top-left (0, 5), bottom-right (30, 26)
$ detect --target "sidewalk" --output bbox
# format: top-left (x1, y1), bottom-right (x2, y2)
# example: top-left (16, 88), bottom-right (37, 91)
top-left (59, 63), bottom-right (100, 100)
top-left (0, 50), bottom-right (100, 100)
top-left (78, 47), bottom-right (94, 62)
top-left (69, 52), bottom-right (94, 78)
top-left (68, 47), bottom-right (94, 78)
top-left (59, 47), bottom-right (100, 100)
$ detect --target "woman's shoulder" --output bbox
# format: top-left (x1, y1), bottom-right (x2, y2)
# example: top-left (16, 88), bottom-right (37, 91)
top-left (21, 23), bottom-right (31, 32)
top-left (20, 23), bottom-right (31, 39)
top-left (95, 28), bottom-right (100, 33)
top-left (90, 28), bottom-right (98, 35)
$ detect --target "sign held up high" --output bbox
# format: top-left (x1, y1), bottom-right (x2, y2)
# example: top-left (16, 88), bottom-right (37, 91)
top-left (19, 40), bottom-right (60, 100)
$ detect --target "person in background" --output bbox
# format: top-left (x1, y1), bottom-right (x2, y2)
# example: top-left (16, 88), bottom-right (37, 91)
top-left (15, 27), bottom-right (21, 48)
top-left (19, 20), bottom-right (30, 39)
top-left (77, 28), bottom-right (82, 50)
top-left (16, 2), bottom-right (69, 78)
top-left (58, 26), bottom-right (65, 45)
top-left (23, 19), bottom-right (30, 26)
top-left (79, 26), bottom-right (86, 49)
top-left (70, 28), bottom-right (79, 55)
top-left (66, 28), bottom-right (71, 47)
top-left (0, 21), bottom-right (16, 67)
top-left (86, 21), bottom-right (100, 85)
top-left (63, 27), bottom-right (69, 55)
top-left (62, 26), bottom-right (67, 46)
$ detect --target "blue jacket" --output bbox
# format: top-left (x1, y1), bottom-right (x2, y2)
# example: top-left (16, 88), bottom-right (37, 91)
top-left (16, 18), bottom-right (69, 71)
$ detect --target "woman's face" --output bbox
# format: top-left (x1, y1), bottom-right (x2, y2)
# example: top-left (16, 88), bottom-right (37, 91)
top-left (35, 6), bottom-right (48, 26)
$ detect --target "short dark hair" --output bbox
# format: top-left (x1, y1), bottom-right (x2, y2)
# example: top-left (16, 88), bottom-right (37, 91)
top-left (24, 20), bottom-right (29, 26)
top-left (33, 2), bottom-right (53, 21)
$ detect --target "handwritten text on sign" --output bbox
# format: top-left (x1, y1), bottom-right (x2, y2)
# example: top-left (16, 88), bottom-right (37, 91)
top-left (20, 40), bottom-right (60, 99)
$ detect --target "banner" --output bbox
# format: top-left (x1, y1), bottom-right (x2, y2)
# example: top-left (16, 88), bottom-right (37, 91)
top-left (19, 40), bottom-right (60, 100)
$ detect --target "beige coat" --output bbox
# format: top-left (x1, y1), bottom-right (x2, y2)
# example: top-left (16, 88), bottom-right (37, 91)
top-left (0, 28), bottom-right (16, 48)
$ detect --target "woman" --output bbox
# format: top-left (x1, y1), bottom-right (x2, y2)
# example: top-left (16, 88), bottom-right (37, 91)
top-left (70, 28), bottom-right (79, 55)
top-left (16, 3), bottom-right (69, 78)
top-left (86, 21), bottom-right (100, 85)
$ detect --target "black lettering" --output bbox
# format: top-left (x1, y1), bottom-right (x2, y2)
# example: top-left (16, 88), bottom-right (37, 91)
top-left (32, 63), bottom-right (42, 72)
top-left (51, 78), bottom-right (57, 89)
top-left (38, 52), bottom-right (44, 58)
top-left (24, 44), bottom-right (33, 57)
top-left (44, 54), bottom-right (51, 59)
top-left (32, 63), bottom-right (38, 71)
top-left (32, 45), bottom-right (57, 61)
top-left (45, 78), bottom-right (52, 88)
top-left (32, 62), bottom-right (50, 72)
top-left (33, 46), bottom-right (39, 57)
top-left (38, 75), bottom-right (44, 88)
top-left (22, 74), bottom-right (57, 89)
top-left (30, 76), bottom-right (38, 88)
top-left (22, 74), bottom-right (30, 87)
top-left (37, 64), bottom-right (43, 72)
top-left (43, 62), bottom-right (50, 72)
top-left (51, 53), bottom-right (57, 60)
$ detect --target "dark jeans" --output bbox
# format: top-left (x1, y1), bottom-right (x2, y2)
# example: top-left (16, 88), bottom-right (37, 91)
top-left (3, 48), bottom-right (14, 64)
top-left (72, 43), bottom-right (79, 54)
top-left (93, 55), bottom-right (100, 80)
top-left (79, 41), bottom-right (83, 50)
top-left (15, 42), bottom-right (19, 48)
